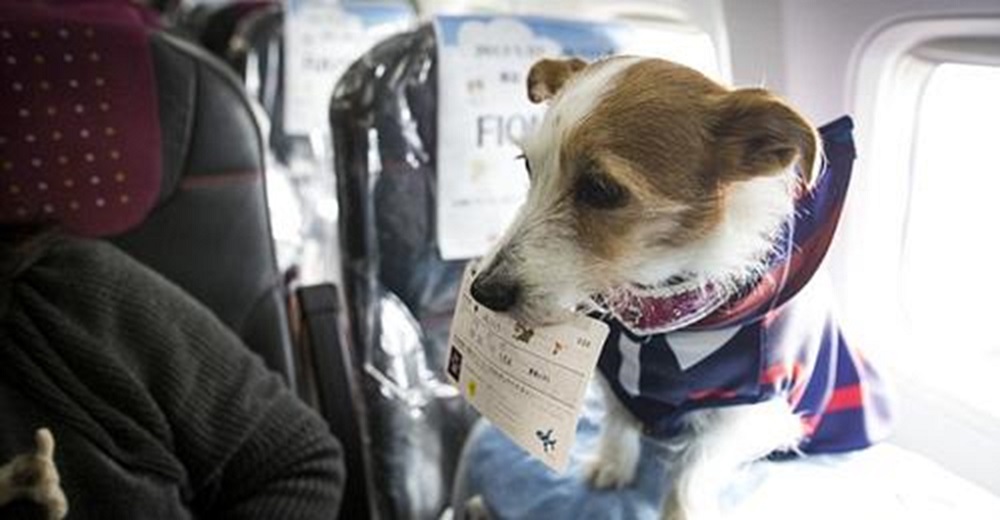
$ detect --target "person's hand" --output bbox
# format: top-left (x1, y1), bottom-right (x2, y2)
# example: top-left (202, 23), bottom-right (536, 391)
top-left (0, 428), bottom-right (69, 520)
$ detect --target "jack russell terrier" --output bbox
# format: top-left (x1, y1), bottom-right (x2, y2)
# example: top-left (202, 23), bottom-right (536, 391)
top-left (469, 56), bottom-right (891, 519)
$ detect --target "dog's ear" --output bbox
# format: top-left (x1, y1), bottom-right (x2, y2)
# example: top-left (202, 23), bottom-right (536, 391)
top-left (711, 88), bottom-right (819, 186)
top-left (527, 58), bottom-right (588, 103)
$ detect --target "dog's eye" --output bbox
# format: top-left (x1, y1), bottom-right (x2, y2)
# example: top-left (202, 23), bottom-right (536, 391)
top-left (516, 153), bottom-right (532, 178)
top-left (575, 173), bottom-right (628, 209)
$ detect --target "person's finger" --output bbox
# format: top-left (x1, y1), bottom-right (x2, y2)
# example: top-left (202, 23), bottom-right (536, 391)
top-left (35, 428), bottom-right (55, 459)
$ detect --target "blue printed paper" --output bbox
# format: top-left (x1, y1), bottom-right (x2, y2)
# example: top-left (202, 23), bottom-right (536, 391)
top-left (434, 14), bottom-right (721, 259)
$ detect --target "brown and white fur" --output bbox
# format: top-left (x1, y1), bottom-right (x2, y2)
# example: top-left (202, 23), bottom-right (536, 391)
top-left (0, 429), bottom-right (69, 520)
top-left (469, 56), bottom-right (818, 519)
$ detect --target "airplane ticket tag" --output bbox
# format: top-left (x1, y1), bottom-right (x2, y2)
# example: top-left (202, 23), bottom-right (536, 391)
top-left (445, 266), bottom-right (609, 472)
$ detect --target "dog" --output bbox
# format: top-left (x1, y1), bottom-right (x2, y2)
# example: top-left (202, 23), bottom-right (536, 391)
top-left (468, 56), bottom-right (888, 519)
top-left (0, 428), bottom-right (69, 520)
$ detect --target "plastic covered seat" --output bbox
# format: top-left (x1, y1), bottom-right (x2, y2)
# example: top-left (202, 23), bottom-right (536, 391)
top-left (331, 23), bottom-right (479, 520)
top-left (177, 4), bottom-right (385, 516)
top-left (194, 4), bottom-right (298, 164)
top-left (175, 1), bottom-right (293, 159)
top-left (180, 2), bottom-right (361, 285)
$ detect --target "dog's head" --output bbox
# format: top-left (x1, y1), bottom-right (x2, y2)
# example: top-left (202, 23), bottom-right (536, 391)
top-left (471, 57), bottom-right (819, 325)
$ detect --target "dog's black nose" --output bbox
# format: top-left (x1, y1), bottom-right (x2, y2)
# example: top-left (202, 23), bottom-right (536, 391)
top-left (470, 275), bottom-right (519, 312)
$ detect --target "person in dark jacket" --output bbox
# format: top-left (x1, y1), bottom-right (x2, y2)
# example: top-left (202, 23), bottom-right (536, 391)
top-left (0, 229), bottom-right (345, 519)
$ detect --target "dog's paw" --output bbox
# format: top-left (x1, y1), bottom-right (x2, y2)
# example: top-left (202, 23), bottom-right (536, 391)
top-left (660, 505), bottom-right (689, 520)
top-left (583, 454), bottom-right (639, 489)
top-left (464, 495), bottom-right (492, 520)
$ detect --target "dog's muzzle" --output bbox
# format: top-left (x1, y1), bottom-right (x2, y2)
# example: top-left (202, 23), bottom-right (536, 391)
top-left (470, 257), bottom-right (520, 312)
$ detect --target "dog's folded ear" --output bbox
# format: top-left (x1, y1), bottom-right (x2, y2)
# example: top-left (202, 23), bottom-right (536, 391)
top-left (527, 58), bottom-right (588, 103)
top-left (711, 88), bottom-right (820, 186)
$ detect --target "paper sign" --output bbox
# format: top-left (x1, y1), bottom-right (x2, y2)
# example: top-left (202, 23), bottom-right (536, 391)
top-left (434, 15), bottom-right (723, 260)
top-left (446, 266), bottom-right (609, 472)
top-left (285, 1), bottom-right (414, 136)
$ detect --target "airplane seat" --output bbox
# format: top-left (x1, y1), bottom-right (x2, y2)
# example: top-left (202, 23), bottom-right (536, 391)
top-left (330, 24), bottom-right (480, 519)
top-left (0, 0), bottom-right (297, 390)
top-left (180, 0), bottom-right (276, 61)
top-left (179, 3), bottom-right (345, 286)
top-left (172, 5), bottom-right (375, 517)
top-left (190, 4), bottom-right (301, 169)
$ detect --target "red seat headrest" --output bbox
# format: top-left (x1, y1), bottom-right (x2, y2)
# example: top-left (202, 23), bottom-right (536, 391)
top-left (1, 0), bottom-right (161, 236)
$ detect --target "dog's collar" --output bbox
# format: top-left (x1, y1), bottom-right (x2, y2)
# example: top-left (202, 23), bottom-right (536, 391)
top-left (592, 275), bottom-right (730, 335)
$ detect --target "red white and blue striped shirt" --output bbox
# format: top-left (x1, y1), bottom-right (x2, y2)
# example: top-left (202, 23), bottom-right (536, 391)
top-left (596, 117), bottom-right (892, 454)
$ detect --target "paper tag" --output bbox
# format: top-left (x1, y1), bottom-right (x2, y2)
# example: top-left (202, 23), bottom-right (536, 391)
top-left (284, 1), bottom-right (414, 136)
top-left (445, 266), bottom-right (609, 472)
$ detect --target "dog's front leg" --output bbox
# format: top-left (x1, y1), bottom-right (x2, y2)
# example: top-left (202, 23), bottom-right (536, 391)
top-left (660, 399), bottom-right (804, 520)
top-left (584, 375), bottom-right (643, 489)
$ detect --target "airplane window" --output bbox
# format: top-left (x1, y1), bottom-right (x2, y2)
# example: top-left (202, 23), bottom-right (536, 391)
top-left (900, 62), bottom-right (1000, 419)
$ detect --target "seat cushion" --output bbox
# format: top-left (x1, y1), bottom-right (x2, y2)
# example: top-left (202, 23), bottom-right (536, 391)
top-left (112, 31), bottom-right (293, 386)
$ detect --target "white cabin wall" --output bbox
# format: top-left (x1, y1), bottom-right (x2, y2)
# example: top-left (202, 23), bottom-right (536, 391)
top-left (720, 0), bottom-right (787, 93)
top-left (724, 0), bottom-right (1000, 121)
top-left (782, 0), bottom-right (1000, 122)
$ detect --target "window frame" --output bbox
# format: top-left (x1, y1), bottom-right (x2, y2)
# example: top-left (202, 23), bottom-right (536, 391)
top-left (840, 16), bottom-right (1000, 494)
